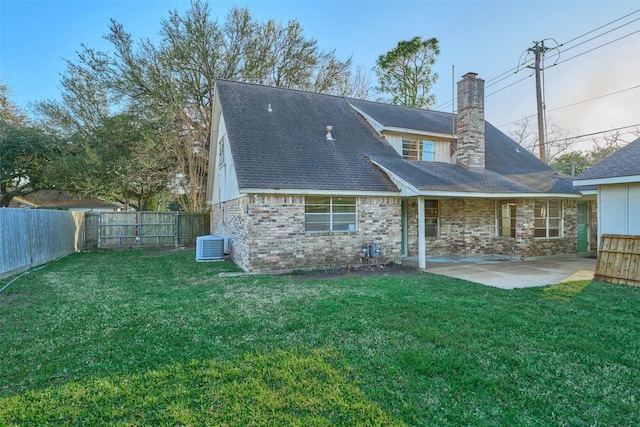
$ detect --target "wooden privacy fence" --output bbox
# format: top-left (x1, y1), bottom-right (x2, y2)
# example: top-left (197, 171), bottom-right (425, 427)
top-left (84, 211), bottom-right (209, 248)
top-left (595, 234), bottom-right (640, 286)
top-left (0, 209), bottom-right (85, 278)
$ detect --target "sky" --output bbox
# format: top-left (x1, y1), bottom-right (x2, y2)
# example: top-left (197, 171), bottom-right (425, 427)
top-left (2, 0), bottom-right (640, 151)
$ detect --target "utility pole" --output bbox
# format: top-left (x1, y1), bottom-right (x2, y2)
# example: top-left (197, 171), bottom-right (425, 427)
top-left (528, 41), bottom-right (550, 163)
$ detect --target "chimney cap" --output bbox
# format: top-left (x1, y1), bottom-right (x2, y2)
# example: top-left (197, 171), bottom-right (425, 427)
top-left (462, 72), bottom-right (478, 79)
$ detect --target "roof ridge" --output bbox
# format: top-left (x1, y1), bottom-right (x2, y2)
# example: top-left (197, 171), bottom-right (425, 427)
top-left (347, 97), bottom-right (455, 116)
top-left (215, 78), bottom-right (352, 103)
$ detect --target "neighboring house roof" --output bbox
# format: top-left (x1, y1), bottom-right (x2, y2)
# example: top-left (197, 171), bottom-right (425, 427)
top-left (573, 138), bottom-right (640, 185)
top-left (11, 190), bottom-right (121, 210)
top-left (216, 79), bottom-right (578, 197)
top-left (216, 80), bottom-right (399, 193)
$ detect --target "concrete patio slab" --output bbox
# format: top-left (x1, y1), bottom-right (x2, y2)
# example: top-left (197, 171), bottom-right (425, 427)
top-left (407, 255), bottom-right (597, 290)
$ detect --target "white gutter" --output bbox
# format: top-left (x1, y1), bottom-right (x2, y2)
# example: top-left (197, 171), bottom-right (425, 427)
top-left (240, 188), bottom-right (401, 197)
top-left (382, 126), bottom-right (456, 140)
top-left (572, 174), bottom-right (640, 187)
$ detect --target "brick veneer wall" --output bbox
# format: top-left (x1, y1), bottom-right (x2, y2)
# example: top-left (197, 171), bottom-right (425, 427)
top-left (405, 198), bottom-right (577, 258)
top-left (212, 195), bottom-right (401, 272)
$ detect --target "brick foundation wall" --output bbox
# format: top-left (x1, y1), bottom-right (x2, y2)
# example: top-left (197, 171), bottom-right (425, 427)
top-left (212, 195), bottom-right (401, 272)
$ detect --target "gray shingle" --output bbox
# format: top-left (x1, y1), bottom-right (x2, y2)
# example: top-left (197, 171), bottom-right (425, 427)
top-left (575, 138), bottom-right (640, 181)
top-left (217, 79), bottom-right (577, 196)
top-left (216, 80), bottom-right (399, 192)
top-left (348, 98), bottom-right (455, 134)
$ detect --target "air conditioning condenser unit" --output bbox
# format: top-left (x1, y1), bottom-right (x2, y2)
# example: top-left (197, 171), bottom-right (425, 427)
top-left (196, 235), bottom-right (225, 261)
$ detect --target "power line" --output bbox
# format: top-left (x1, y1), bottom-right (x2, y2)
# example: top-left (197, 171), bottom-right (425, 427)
top-left (546, 123), bottom-right (640, 145)
top-left (546, 26), bottom-right (640, 70)
top-left (496, 83), bottom-right (640, 128)
top-left (434, 9), bottom-right (640, 112)
top-left (557, 9), bottom-right (640, 48)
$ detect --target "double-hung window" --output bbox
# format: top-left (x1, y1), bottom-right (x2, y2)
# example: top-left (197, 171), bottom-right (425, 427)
top-left (497, 200), bottom-right (516, 238)
top-left (425, 200), bottom-right (439, 237)
top-left (403, 138), bottom-right (435, 161)
top-left (534, 200), bottom-right (562, 238)
top-left (305, 197), bottom-right (356, 232)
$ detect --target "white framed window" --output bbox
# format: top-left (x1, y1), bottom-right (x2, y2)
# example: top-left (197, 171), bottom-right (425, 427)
top-left (425, 199), bottom-right (439, 237)
top-left (305, 196), bottom-right (357, 233)
top-left (534, 200), bottom-right (563, 238)
top-left (218, 136), bottom-right (225, 167)
top-left (497, 200), bottom-right (516, 238)
top-left (403, 138), bottom-right (435, 161)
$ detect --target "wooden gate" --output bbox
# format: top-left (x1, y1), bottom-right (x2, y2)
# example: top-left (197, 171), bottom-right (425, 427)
top-left (85, 212), bottom-right (209, 248)
top-left (595, 234), bottom-right (640, 286)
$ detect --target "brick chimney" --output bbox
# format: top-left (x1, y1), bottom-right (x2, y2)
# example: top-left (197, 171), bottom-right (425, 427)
top-left (456, 72), bottom-right (485, 169)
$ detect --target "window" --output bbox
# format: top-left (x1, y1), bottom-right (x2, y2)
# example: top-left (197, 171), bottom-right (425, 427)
top-left (218, 136), bottom-right (225, 166)
top-left (425, 199), bottom-right (439, 237)
top-left (305, 197), bottom-right (356, 232)
top-left (403, 138), bottom-right (435, 161)
top-left (497, 200), bottom-right (516, 238)
top-left (534, 200), bottom-right (562, 238)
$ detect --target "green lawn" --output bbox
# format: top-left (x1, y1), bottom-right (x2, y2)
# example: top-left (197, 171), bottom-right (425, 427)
top-left (1, 248), bottom-right (639, 426)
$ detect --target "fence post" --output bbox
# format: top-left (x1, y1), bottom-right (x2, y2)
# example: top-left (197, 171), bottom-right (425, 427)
top-left (136, 211), bottom-right (141, 246)
top-left (97, 212), bottom-right (102, 248)
top-left (174, 212), bottom-right (179, 247)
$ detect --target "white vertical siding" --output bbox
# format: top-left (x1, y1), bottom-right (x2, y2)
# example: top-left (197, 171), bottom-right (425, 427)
top-left (628, 183), bottom-right (640, 234)
top-left (212, 115), bottom-right (241, 204)
top-left (382, 133), bottom-right (453, 163)
top-left (598, 182), bottom-right (640, 248)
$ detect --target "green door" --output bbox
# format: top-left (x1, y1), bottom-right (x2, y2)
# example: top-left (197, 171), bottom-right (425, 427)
top-left (577, 202), bottom-right (588, 252)
top-left (401, 200), bottom-right (407, 256)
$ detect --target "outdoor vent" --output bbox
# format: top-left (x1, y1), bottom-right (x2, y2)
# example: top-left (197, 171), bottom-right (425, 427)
top-left (326, 125), bottom-right (334, 140)
top-left (196, 235), bottom-right (225, 261)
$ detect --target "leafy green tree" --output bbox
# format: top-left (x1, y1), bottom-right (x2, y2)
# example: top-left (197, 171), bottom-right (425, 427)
top-left (0, 83), bottom-right (60, 207)
top-left (38, 2), bottom-right (366, 211)
top-left (375, 36), bottom-right (440, 108)
top-left (549, 152), bottom-right (591, 176)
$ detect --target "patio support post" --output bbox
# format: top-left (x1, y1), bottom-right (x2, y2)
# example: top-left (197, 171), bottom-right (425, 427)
top-left (418, 197), bottom-right (426, 269)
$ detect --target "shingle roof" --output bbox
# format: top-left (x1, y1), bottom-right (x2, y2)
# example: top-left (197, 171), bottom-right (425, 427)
top-left (575, 138), bottom-right (640, 181)
top-left (348, 98), bottom-right (455, 134)
top-left (216, 80), bottom-right (399, 192)
top-left (349, 100), bottom-right (576, 194)
top-left (216, 79), bottom-right (577, 196)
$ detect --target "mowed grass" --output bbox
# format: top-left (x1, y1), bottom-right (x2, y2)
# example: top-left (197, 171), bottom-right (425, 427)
top-left (1, 249), bottom-right (639, 426)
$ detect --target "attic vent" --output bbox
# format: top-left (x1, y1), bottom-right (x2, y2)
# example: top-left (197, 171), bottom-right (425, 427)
top-left (326, 125), bottom-right (334, 140)
top-left (267, 103), bottom-right (273, 113)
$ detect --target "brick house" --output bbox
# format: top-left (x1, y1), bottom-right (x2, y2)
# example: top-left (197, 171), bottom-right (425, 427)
top-left (206, 73), bottom-right (584, 273)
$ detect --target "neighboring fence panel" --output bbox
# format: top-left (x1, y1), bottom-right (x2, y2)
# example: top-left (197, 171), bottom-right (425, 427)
top-left (88, 211), bottom-right (209, 248)
top-left (98, 212), bottom-right (138, 247)
top-left (178, 213), bottom-right (210, 245)
top-left (0, 208), bottom-right (84, 278)
top-left (139, 212), bottom-right (176, 246)
top-left (595, 234), bottom-right (640, 286)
